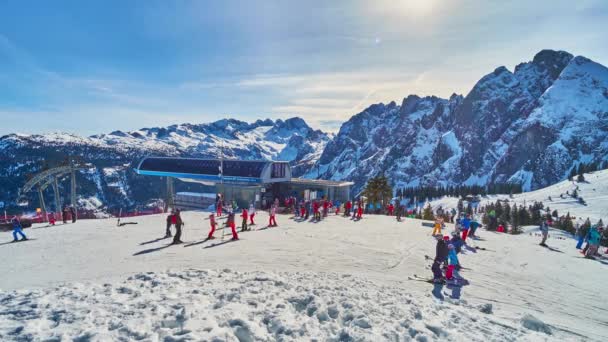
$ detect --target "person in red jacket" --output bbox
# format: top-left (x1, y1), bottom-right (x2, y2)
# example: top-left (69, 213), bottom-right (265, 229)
top-left (268, 205), bottom-right (278, 227)
top-left (357, 201), bottom-right (363, 220)
top-left (300, 201), bottom-right (306, 218)
top-left (226, 211), bottom-right (238, 240)
top-left (497, 224), bottom-right (505, 233)
top-left (322, 199), bottom-right (329, 218)
top-left (241, 207), bottom-right (249, 231)
top-left (208, 213), bottom-right (216, 239)
top-left (388, 203), bottom-right (394, 216)
top-left (344, 201), bottom-right (352, 217)
top-left (313, 201), bottom-right (320, 221)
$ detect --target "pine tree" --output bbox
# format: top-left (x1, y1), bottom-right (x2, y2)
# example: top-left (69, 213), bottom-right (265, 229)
top-left (511, 204), bottom-right (520, 234)
top-left (552, 209), bottom-right (558, 218)
top-left (501, 203), bottom-right (511, 225)
top-left (422, 204), bottom-right (435, 221)
top-left (562, 212), bottom-right (574, 234)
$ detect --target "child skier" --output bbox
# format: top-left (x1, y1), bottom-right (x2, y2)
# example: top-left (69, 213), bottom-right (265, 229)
top-left (226, 211), bottom-right (239, 240)
top-left (165, 211), bottom-right (174, 238)
top-left (171, 209), bottom-right (184, 244)
top-left (249, 203), bottom-right (256, 225)
top-left (11, 217), bottom-right (28, 242)
top-left (269, 205), bottom-right (278, 227)
top-left (207, 213), bottom-right (216, 239)
top-left (431, 235), bottom-right (449, 282)
top-left (446, 244), bottom-right (460, 280)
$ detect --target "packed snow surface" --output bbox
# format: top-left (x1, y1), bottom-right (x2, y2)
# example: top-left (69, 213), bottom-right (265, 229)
top-left (0, 211), bottom-right (606, 341)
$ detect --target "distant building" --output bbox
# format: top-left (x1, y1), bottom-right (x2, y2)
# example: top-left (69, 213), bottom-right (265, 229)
top-left (135, 157), bottom-right (353, 210)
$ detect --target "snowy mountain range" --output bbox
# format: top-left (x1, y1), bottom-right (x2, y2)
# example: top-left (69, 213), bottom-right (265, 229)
top-left (1, 49), bottom-right (607, 210)
top-left (0, 118), bottom-right (329, 210)
top-left (309, 50), bottom-right (608, 194)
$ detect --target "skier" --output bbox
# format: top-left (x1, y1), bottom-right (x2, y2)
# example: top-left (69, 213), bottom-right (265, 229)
top-left (216, 196), bottom-right (223, 217)
top-left (446, 244), bottom-right (460, 280)
top-left (461, 214), bottom-right (471, 242)
top-left (11, 217), bottom-right (28, 242)
top-left (584, 226), bottom-right (601, 258)
top-left (62, 206), bottom-right (69, 224)
top-left (269, 205), bottom-right (278, 227)
top-left (539, 221), bottom-right (549, 247)
top-left (226, 210), bottom-right (239, 240)
top-left (450, 231), bottom-right (464, 254)
top-left (299, 201), bottom-right (306, 219)
top-left (313, 201), bottom-right (320, 221)
top-left (249, 203), bottom-right (256, 225)
top-left (357, 201), bottom-right (364, 220)
top-left (305, 200), bottom-right (311, 220)
top-left (241, 207), bottom-right (248, 231)
top-left (431, 235), bottom-right (449, 282)
top-left (344, 200), bottom-right (352, 217)
top-left (207, 213), bottom-right (216, 239)
top-left (48, 212), bottom-right (56, 226)
top-left (469, 219), bottom-right (480, 238)
top-left (497, 224), bottom-right (505, 233)
top-left (395, 199), bottom-right (401, 221)
top-left (322, 199), bottom-right (329, 218)
top-left (172, 209), bottom-right (184, 244)
top-left (165, 211), bottom-right (174, 238)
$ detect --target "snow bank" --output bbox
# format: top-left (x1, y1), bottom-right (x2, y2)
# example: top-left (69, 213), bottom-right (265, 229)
top-left (0, 269), bottom-right (563, 341)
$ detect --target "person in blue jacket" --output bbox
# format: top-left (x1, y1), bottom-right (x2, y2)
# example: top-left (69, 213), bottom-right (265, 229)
top-left (11, 217), bottom-right (28, 242)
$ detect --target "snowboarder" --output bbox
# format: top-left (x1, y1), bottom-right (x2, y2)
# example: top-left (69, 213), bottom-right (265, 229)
top-left (432, 235), bottom-right (449, 282)
top-left (269, 205), bottom-right (278, 227)
top-left (432, 218), bottom-right (443, 236)
top-left (241, 207), bottom-right (248, 231)
top-left (165, 211), bottom-right (174, 237)
top-left (207, 213), bottom-right (216, 239)
top-left (11, 217), bottom-right (28, 242)
top-left (539, 221), bottom-right (549, 247)
top-left (226, 211), bottom-right (239, 240)
top-left (249, 204), bottom-right (256, 225)
top-left (171, 209), bottom-right (184, 244)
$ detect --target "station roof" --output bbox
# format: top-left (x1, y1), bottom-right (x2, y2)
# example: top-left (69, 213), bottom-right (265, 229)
top-left (290, 178), bottom-right (354, 187)
top-left (136, 157), bottom-right (289, 183)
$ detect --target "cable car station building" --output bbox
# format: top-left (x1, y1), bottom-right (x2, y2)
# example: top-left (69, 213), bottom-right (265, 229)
top-left (135, 157), bottom-right (353, 209)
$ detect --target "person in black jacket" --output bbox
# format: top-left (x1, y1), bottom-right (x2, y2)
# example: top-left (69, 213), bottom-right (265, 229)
top-left (432, 235), bottom-right (449, 281)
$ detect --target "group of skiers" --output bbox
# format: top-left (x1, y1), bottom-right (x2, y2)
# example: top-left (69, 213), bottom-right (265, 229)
top-left (430, 213), bottom-right (473, 283)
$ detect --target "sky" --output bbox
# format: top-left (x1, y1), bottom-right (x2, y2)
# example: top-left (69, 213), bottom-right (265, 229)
top-left (0, 0), bottom-right (607, 136)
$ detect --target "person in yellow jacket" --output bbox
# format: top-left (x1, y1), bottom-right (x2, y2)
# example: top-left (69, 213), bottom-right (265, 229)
top-left (432, 218), bottom-right (444, 236)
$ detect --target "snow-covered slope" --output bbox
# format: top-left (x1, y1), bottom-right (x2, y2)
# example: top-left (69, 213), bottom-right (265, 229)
top-left (0, 117), bottom-right (329, 210)
top-left (0, 211), bottom-right (606, 340)
top-left (429, 169), bottom-right (608, 222)
top-left (310, 50), bottom-right (608, 194)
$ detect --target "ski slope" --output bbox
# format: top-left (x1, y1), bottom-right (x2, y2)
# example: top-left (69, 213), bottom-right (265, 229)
top-left (430, 169), bottom-right (608, 222)
top-left (0, 211), bottom-right (606, 341)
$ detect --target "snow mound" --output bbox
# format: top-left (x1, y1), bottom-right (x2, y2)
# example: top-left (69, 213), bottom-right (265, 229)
top-left (0, 269), bottom-right (557, 341)
top-left (521, 314), bottom-right (552, 335)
